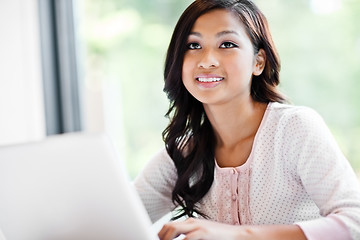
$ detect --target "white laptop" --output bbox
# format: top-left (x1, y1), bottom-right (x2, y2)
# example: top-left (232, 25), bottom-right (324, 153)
top-left (0, 132), bottom-right (158, 240)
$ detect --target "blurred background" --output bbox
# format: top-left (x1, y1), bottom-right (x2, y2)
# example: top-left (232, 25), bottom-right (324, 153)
top-left (0, 0), bottom-right (359, 179)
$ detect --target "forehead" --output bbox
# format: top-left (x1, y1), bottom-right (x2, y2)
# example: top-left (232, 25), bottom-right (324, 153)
top-left (191, 9), bottom-right (246, 34)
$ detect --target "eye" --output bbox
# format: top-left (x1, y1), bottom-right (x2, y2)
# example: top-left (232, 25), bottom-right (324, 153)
top-left (187, 42), bottom-right (201, 50)
top-left (220, 41), bottom-right (238, 49)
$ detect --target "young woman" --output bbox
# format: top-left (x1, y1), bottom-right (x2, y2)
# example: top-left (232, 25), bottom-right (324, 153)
top-left (134, 0), bottom-right (360, 239)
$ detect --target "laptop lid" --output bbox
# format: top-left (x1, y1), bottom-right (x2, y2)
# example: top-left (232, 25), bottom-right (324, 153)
top-left (0, 132), bottom-right (158, 240)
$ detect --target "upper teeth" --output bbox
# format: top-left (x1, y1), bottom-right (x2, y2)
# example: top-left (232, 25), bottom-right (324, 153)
top-left (197, 77), bottom-right (223, 82)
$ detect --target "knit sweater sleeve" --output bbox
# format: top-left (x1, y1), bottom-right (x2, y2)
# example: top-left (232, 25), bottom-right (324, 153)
top-left (283, 107), bottom-right (360, 240)
top-left (133, 148), bottom-right (177, 223)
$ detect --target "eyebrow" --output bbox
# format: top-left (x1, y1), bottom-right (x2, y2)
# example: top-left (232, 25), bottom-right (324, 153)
top-left (188, 30), bottom-right (239, 38)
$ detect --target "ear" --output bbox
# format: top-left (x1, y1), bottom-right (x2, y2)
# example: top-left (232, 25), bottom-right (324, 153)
top-left (253, 49), bottom-right (266, 76)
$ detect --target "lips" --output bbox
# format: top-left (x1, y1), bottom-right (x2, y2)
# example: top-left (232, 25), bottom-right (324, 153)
top-left (196, 74), bottom-right (224, 82)
top-left (195, 74), bottom-right (224, 88)
top-left (196, 77), bottom-right (224, 83)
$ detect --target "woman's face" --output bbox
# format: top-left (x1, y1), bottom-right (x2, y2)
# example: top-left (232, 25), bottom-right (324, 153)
top-left (182, 9), bottom-right (264, 107)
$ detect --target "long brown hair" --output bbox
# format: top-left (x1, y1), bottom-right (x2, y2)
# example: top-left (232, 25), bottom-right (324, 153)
top-left (162, 0), bottom-right (285, 220)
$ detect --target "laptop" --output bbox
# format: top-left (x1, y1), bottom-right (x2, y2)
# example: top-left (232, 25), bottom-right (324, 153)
top-left (0, 132), bottom-right (159, 240)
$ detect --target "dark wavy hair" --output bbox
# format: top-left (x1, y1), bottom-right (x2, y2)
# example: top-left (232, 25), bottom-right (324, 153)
top-left (162, 0), bottom-right (285, 220)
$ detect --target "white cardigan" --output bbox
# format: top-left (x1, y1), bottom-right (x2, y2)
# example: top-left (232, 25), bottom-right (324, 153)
top-left (134, 102), bottom-right (360, 239)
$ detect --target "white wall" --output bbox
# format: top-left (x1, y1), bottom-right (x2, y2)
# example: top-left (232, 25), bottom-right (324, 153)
top-left (0, 0), bottom-right (46, 145)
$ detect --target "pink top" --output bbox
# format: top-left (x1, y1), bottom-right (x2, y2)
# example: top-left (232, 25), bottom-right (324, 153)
top-left (134, 102), bottom-right (360, 239)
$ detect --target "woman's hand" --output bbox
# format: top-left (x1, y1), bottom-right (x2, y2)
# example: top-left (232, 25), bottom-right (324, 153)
top-left (158, 218), bottom-right (241, 240)
top-left (158, 218), bottom-right (307, 240)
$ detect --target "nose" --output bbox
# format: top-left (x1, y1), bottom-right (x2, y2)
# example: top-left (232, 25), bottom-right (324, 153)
top-left (197, 49), bottom-right (219, 69)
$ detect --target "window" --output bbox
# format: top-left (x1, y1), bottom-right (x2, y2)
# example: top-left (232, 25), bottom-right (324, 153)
top-left (80, 0), bottom-right (360, 178)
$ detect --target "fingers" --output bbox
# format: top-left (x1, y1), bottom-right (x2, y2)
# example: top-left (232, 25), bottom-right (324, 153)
top-left (158, 218), bottom-right (199, 240)
top-left (158, 218), bottom-right (241, 240)
top-left (183, 228), bottom-right (206, 240)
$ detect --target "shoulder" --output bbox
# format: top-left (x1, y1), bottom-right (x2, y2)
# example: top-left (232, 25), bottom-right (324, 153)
top-left (268, 102), bottom-right (322, 123)
top-left (142, 148), bottom-right (176, 174)
top-left (261, 102), bottom-right (339, 158)
top-left (148, 148), bottom-right (175, 166)
top-left (266, 102), bottom-right (327, 135)
top-left (265, 103), bottom-right (347, 165)
top-left (134, 148), bottom-right (177, 186)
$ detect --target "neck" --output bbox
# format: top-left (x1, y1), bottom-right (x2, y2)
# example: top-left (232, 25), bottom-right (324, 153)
top-left (203, 98), bottom-right (267, 148)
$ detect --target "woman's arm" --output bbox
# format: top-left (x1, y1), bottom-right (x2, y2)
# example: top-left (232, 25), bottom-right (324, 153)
top-left (134, 148), bottom-right (177, 223)
top-left (158, 218), bottom-right (306, 240)
top-left (286, 108), bottom-right (360, 239)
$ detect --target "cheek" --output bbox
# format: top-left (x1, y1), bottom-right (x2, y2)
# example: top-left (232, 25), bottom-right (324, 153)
top-left (228, 55), bottom-right (255, 76)
top-left (182, 56), bottom-right (194, 81)
top-left (181, 58), bottom-right (195, 94)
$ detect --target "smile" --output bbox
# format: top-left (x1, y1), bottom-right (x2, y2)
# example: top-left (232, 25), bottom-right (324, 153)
top-left (196, 77), bottom-right (224, 82)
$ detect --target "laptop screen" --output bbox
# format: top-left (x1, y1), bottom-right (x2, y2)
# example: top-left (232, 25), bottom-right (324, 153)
top-left (0, 132), bottom-right (158, 240)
